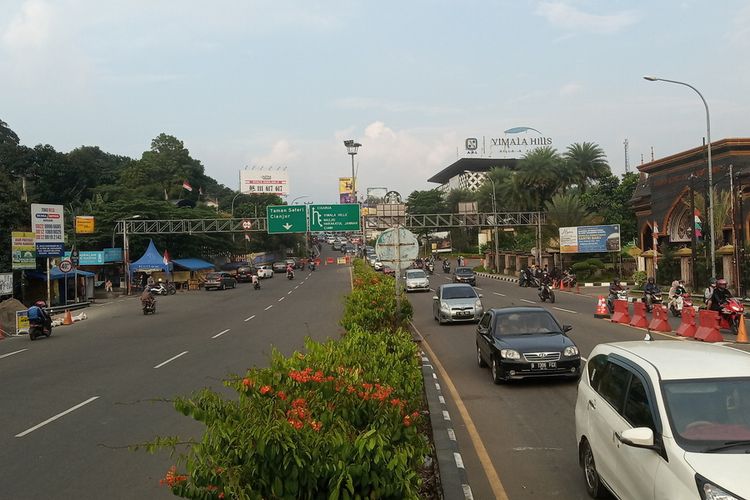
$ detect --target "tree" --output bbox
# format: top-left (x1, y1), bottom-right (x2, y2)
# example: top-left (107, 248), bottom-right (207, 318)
top-left (444, 188), bottom-right (475, 213)
top-left (580, 172), bottom-right (638, 243)
top-left (516, 147), bottom-right (565, 209)
top-left (405, 189), bottom-right (446, 214)
top-left (563, 142), bottom-right (610, 193)
top-left (544, 193), bottom-right (602, 250)
top-left (0, 118), bottom-right (20, 146)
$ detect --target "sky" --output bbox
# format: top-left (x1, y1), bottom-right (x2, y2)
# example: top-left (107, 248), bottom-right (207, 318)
top-left (2, 0), bottom-right (750, 204)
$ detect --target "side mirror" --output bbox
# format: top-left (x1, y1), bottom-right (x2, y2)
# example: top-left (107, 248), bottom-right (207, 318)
top-left (432, 296), bottom-right (439, 301)
top-left (478, 294), bottom-right (483, 298)
top-left (563, 324), bottom-right (573, 332)
top-left (617, 427), bottom-right (655, 449)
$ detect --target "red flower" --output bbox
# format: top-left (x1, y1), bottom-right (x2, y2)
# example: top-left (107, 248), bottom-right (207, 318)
top-left (242, 378), bottom-right (252, 389)
top-left (310, 420), bottom-right (322, 431)
top-left (259, 385), bottom-right (273, 395)
top-left (277, 391), bottom-right (287, 400)
top-left (403, 415), bottom-right (412, 427)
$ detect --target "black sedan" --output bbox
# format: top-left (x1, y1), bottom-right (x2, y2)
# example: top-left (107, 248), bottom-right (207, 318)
top-left (475, 307), bottom-right (581, 383)
top-left (452, 266), bottom-right (476, 286)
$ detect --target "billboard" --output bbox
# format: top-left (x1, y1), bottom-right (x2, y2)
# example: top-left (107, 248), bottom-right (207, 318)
top-left (365, 187), bottom-right (388, 205)
top-left (428, 231), bottom-right (453, 254)
top-left (0, 273), bottom-right (12, 295)
top-left (559, 224), bottom-right (621, 254)
top-left (31, 203), bottom-right (65, 257)
top-left (339, 177), bottom-right (354, 204)
top-left (240, 168), bottom-right (289, 197)
top-left (75, 216), bottom-right (95, 234)
top-left (12, 231), bottom-right (36, 269)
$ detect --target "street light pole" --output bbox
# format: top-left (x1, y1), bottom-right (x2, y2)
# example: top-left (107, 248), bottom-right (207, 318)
top-left (344, 140), bottom-right (362, 204)
top-left (489, 177), bottom-right (500, 273)
top-left (643, 76), bottom-right (716, 278)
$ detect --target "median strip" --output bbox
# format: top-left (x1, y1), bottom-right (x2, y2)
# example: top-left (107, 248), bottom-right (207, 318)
top-left (154, 351), bottom-right (189, 369)
top-left (16, 396), bottom-right (100, 437)
top-left (211, 329), bottom-right (231, 339)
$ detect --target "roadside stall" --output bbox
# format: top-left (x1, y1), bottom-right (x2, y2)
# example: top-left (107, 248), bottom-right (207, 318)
top-left (26, 267), bottom-right (96, 305)
top-left (171, 258), bottom-right (216, 290)
top-left (129, 240), bottom-right (172, 291)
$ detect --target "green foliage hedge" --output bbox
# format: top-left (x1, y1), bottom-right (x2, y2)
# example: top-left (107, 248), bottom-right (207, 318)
top-left (150, 260), bottom-right (428, 499)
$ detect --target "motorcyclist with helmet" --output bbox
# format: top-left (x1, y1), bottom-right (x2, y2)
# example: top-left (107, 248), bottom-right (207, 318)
top-left (643, 277), bottom-right (661, 311)
top-left (607, 278), bottom-right (625, 312)
top-left (538, 270), bottom-right (553, 301)
top-left (707, 278), bottom-right (733, 312)
top-left (27, 300), bottom-right (52, 333)
top-left (703, 277), bottom-right (717, 305)
top-left (140, 288), bottom-right (155, 308)
top-left (286, 263), bottom-right (295, 279)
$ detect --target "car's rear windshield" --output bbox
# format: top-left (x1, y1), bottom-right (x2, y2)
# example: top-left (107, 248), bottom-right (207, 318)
top-left (407, 270), bottom-right (427, 279)
top-left (206, 273), bottom-right (221, 279)
top-left (493, 311), bottom-right (560, 335)
top-left (442, 286), bottom-right (477, 299)
top-left (455, 267), bottom-right (473, 275)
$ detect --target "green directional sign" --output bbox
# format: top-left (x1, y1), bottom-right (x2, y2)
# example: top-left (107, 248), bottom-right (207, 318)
top-left (266, 205), bottom-right (308, 234)
top-left (309, 204), bottom-right (361, 232)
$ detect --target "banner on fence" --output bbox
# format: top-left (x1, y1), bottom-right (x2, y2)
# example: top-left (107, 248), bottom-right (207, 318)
top-left (560, 224), bottom-right (621, 253)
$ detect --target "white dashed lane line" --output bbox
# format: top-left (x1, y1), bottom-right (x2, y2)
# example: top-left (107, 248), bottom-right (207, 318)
top-left (520, 299), bottom-right (536, 304)
top-left (493, 292), bottom-right (506, 297)
top-left (265, 305), bottom-right (273, 311)
top-left (15, 396), bottom-right (100, 438)
top-left (553, 307), bottom-right (578, 314)
top-left (244, 315), bottom-right (256, 322)
top-left (211, 329), bottom-right (231, 339)
top-left (0, 349), bottom-right (28, 360)
top-left (287, 291), bottom-right (292, 295)
top-left (278, 297), bottom-right (285, 302)
top-left (154, 351), bottom-right (189, 369)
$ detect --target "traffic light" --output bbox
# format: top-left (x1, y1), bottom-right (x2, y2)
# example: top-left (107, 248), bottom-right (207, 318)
top-left (693, 209), bottom-right (703, 239)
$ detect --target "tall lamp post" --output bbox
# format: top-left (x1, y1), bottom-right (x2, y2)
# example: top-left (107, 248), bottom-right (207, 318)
top-left (120, 215), bottom-right (142, 295)
top-left (643, 76), bottom-right (716, 278)
top-left (488, 177), bottom-right (500, 273)
top-left (344, 140), bottom-right (362, 203)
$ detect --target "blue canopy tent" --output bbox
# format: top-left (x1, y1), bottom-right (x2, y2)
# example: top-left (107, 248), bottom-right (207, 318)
top-left (172, 258), bottom-right (215, 271)
top-left (130, 240), bottom-right (172, 279)
top-left (26, 267), bottom-right (96, 305)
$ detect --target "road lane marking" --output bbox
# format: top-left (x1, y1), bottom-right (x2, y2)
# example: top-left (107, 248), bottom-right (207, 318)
top-left (16, 396), bottom-right (100, 437)
top-left (410, 321), bottom-right (509, 500)
top-left (211, 329), bottom-right (231, 339)
top-left (493, 292), bottom-right (506, 297)
top-left (287, 291), bottom-right (292, 295)
top-left (244, 315), bottom-right (256, 322)
top-left (154, 351), bottom-right (189, 369)
top-left (0, 349), bottom-right (28, 359)
top-left (512, 447), bottom-right (563, 452)
top-left (475, 287), bottom-right (483, 290)
top-left (278, 297), bottom-right (285, 302)
top-left (265, 305), bottom-right (273, 311)
top-left (553, 307), bottom-right (578, 314)
top-left (294, 286), bottom-right (299, 290)
top-left (520, 299), bottom-right (536, 304)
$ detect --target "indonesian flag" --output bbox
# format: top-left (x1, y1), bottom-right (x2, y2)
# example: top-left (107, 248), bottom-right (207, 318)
top-left (182, 180), bottom-right (193, 191)
top-left (163, 249), bottom-right (170, 266)
top-left (694, 209), bottom-right (702, 238)
top-left (199, 186), bottom-right (203, 196)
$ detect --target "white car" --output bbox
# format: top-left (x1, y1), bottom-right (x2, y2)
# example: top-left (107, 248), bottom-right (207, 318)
top-left (404, 269), bottom-right (430, 292)
top-left (256, 265), bottom-right (274, 279)
top-left (575, 340), bottom-right (750, 500)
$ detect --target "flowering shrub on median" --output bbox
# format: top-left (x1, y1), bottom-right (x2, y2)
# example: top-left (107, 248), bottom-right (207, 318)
top-left (150, 259), bottom-right (429, 499)
top-left (342, 259), bottom-right (413, 332)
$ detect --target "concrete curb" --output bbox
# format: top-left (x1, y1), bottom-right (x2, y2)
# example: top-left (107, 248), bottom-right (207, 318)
top-left (474, 273), bottom-right (637, 288)
top-left (420, 351), bottom-right (474, 500)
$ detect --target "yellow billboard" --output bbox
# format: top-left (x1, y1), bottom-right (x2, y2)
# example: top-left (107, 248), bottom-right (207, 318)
top-left (75, 216), bottom-right (95, 234)
top-left (339, 177), bottom-right (353, 194)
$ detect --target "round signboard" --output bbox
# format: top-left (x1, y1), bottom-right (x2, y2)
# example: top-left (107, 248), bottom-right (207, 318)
top-left (59, 259), bottom-right (73, 273)
top-left (242, 220), bottom-right (253, 230)
top-left (375, 227), bottom-right (419, 271)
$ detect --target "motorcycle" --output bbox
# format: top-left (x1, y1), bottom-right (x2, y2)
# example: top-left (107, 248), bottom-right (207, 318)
top-left (253, 280), bottom-right (261, 290)
top-left (28, 319), bottom-right (52, 340)
top-left (607, 289), bottom-right (628, 314)
top-left (426, 262), bottom-right (435, 274)
top-left (538, 283), bottom-right (555, 303)
top-left (442, 261), bottom-right (451, 274)
top-left (668, 291), bottom-right (692, 317)
top-left (309, 261), bottom-right (316, 271)
top-left (142, 298), bottom-right (156, 315)
top-left (149, 282), bottom-right (176, 296)
top-left (287, 270), bottom-right (294, 280)
top-left (643, 290), bottom-right (663, 313)
top-left (560, 271), bottom-right (577, 289)
top-left (719, 298), bottom-right (745, 334)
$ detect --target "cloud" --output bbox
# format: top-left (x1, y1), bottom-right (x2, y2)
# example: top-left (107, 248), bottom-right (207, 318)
top-left (249, 139), bottom-right (299, 167)
top-left (535, 1), bottom-right (637, 35)
top-left (1, 0), bottom-right (54, 49)
top-left (559, 82), bottom-right (582, 96)
top-left (335, 97), bottom-right (459, 116)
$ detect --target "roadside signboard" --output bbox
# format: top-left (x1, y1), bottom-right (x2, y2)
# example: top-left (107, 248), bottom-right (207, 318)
top-left (309, 204), bottom-right (360, 232)
top-left (11, 231), bottom-right (36, 269)
top-left (266, 205), bottom-right (307, 234)
top-left (0, 273), bottom-right (13, 295)
top-left (59, 259), bottom-right (73, 273)
top-left (75, 216), bottom-right (95, 234)
top-left (16, 310), bottom-right (29, 334)
top-left (31, 203), bottom-right (65, 257)
top-left (63, 250), bottom-right (106, 265)
top-left (559, 224), bottom-right (621, 253)
top-left (242, 219), bottom-right (253, 230)
top-left (375, 227), bottom-right (419, 271)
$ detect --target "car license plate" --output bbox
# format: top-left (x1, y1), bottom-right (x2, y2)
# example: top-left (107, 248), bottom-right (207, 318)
top-left (532, 362), bottom-right (557, 370)
top-left (456, 311), bottom-right (471, 317)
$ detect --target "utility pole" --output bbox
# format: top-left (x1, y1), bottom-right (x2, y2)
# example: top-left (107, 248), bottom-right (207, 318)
top-left (689, 175), bottom-right (698, 291)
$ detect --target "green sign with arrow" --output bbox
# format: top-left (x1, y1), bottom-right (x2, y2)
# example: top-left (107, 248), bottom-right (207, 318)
top-left (266, 205), bottom-right (308, 234)
top-left (309, 204), bottom-right (360, 232)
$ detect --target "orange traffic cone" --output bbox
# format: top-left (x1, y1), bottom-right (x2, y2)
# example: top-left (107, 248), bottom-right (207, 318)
top-left (63, 309), bottom-right (73, 325)
top-left (559, 279), bottom-right (565, 291)
top-left (737, 315), bottom-right (748, 344)
top-left (594, 296), bottom-right (610, 319)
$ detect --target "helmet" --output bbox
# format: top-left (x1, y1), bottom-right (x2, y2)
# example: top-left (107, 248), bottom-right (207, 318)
top-left (709, 277), bottom-right (717, 285)
top-left (647, 277), bottom-right (655, 283)
top-left (34, 300), bottom-right (47, 308)
top-left (717, 278), bottom-right (728, 289)
top-left (613, 278), bottom-right (620, 284)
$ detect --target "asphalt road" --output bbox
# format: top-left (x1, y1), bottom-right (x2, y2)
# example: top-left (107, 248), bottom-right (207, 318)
top-left (0, 262), bottom-right (351, 499)
top-left (408, 270), bottom-right (750, 500)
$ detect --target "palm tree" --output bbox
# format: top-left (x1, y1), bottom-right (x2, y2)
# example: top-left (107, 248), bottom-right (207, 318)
top-left (517, 147), bottom-right (564, 209)
top-left (564, 142), bottom-right (610, 193)
top-left (544, 193), bottom-right (602, 250)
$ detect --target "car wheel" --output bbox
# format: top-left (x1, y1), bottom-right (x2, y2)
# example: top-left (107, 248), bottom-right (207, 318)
top-left (581, 440), bottom-right (607, 498)
top-left (490, 357), bottom-right (504, 384)
top-left (221, 283), bottom-right (226, 290)
top-left (476, 345), bottom-right (487, 368)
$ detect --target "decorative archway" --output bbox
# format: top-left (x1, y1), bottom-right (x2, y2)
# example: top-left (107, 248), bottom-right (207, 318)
top-left (641, 222), bottom-right (654, 251)
top-left (668, 205), bottom-right (692, 243)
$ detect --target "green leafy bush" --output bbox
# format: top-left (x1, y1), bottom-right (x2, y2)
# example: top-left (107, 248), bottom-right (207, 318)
top-left (631, 270), bottom-right (647, 289)
top-left (570, 258), bottom-right (605, 281)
